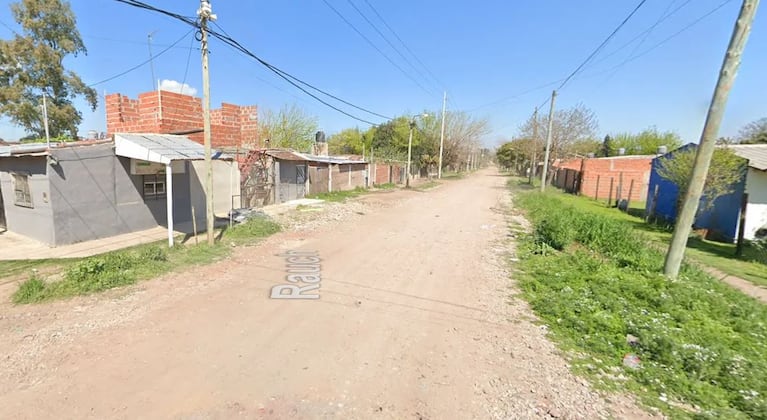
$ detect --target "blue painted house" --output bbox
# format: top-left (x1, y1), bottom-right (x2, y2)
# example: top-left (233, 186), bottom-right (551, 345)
top-left (645, 143), bottom-right (767, 242)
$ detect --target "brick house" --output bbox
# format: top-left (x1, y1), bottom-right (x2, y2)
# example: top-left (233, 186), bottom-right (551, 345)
top-left (106, 90), bottom-right (259, 149)
top-left (553, 155), bottom-right (654, 202)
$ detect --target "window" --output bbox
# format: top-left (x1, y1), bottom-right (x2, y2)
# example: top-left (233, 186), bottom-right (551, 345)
top-left (12, 173), bottom-right (33, 208)
top-left (142, 175), bottom-right (166, 199)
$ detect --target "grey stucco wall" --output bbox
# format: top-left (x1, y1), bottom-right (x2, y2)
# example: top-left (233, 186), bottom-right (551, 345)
top-left (49, 144), bottom-right (194, 246)
top-left (0, 155), bottom-right (54, 244)
top-left (189, 160), bottom-right (240, 218)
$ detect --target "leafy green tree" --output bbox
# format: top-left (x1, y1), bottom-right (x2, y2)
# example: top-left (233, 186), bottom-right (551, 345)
top-left (657, 147), bottom-right (747, 213)
top-left (328, 127), bottom-right (365, 154)
top-left (259, 104), bottom-right (318, 152)
top-left (0, 0), bottom-right (97, 138)
top-left (737, 117), bottom-right (767, 144)
top-left (611, 127), bottom-right (681, 155)
top-left (495, 142), bottom-right (516, 169)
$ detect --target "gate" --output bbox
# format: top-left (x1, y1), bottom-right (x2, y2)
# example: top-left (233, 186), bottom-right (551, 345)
top-left (0, 183), bottom-right (5, 230)
top-left (296, 165), bottom-right (306, 198)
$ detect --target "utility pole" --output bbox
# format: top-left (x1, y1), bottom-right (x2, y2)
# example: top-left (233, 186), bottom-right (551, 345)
top-left (406, 120), bottom-right (414, 188)
top-left (198, 0), bottom-right (217, 245)
top-left (41, 92), bottom-right (50, 148)
top-left (147, 31), bottom-right (157, 90)
top-left (438, 91), bottom-right (447, 179)
top-left (540, 90), bottom-right (557, 192)
top-left (664, 0), bottom-right (759, 278)
top-left (528, 107), bottom-right (538, 184)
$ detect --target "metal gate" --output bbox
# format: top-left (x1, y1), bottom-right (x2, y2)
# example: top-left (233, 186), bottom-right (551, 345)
top-left (0, 183), bottom-right (6, 230)
top-left (296, 165), bottom-right (306, 198)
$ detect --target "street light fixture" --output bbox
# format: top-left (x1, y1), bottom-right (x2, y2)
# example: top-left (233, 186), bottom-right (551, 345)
top-left (406, 113), bottom-right (429, 188)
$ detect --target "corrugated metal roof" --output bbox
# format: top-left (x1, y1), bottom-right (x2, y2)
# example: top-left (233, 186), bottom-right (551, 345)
top-left (114, 133), bottom-right (231, 164)
top-left (300, 153), bottom-right (367, 164)
top-left (0, 143), bottom-right (50, 157)
top-left (265, 150), bottom-right (307, 161)
top-left (728, 144), bottom-right (767, 171)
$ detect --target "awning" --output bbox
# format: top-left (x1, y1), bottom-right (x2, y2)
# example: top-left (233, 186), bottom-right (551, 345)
top-left (114, 133), bottom-right (231, 164)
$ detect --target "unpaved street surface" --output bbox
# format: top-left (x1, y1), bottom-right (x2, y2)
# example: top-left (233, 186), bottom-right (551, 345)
top-left (0, 170), bottom-right (654, 419)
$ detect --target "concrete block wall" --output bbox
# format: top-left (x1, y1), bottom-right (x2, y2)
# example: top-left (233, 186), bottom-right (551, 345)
top-left (106, 91), bottom-right (258, 149)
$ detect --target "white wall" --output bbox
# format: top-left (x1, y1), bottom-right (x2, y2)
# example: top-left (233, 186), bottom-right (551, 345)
top-left (189, 160), bottom-right (241, 219)
top-left (744, 168), bottom-right (767, 240)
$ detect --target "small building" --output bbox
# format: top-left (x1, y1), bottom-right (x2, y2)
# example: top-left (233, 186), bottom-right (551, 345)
top-left (645, 144), bottom-right (767, 242)
top-left (554, 155), bottom-right (654, 202)
top-left (238, 149), bottom-right (369, 207)
top-left (0, 134), bottom-right (239, 247)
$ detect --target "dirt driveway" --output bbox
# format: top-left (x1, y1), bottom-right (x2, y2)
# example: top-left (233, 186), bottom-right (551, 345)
top-left (0, 170), bottom-right (653, 419)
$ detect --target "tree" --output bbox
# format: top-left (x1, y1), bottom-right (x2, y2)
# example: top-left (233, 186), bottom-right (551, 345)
top-left (518, 103), bottom-right (598, 164)
top-left (601, 135), bottom-right (613, 157)
top-left (495, 142), bottom-right (516, 170)
top-left (259, 104), bottom-right (319, 152)
top-left (328, 127), bottom-right (365, 155)
top-left (656, 147), bottom-right (747, 213)
top-left (0, 0), bottom-right (97, 138)
top-left (610, 127), bottom-right (682, 155)
top-left (737, 117), bottom-right (767, 144)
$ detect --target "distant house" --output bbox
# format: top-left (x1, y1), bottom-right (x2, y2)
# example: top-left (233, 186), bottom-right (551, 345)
top-left (553, 154), bottom-right (655, 202)
top-left (0, 134), bottom-right (239, 247)
top-left (645, 144), bottom-right (767, 242)
top-left (238, 149), bottom-right (369, 207)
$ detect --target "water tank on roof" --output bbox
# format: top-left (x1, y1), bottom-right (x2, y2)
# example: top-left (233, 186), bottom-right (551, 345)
top-left (618, 148), bottom-right (626, 156)
top-left (657, 145), bottom-right (668, 155)
top-left (315, 131), bottom-right (326, 143)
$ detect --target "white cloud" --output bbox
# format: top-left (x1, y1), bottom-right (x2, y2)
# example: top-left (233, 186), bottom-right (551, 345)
top-left (159, 79), bottom-right (197, 96)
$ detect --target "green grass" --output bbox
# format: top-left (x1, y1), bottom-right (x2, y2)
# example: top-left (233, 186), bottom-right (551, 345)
top-left (511, 190), bottom-right (767, 418)
top-left (375, 182), bottom-right (397, 190)
top-left (307, 186), bottom-right (368, 202)
top-left (440, 171), bottom-right (464, 180)
top-left (545, 189), bottom-right (767, 287)
top-left (10, 218), bottom-right (281, 304)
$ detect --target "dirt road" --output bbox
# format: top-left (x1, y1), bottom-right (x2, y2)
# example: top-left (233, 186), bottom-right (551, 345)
top-left (0, 170), bottom-right (652, 419)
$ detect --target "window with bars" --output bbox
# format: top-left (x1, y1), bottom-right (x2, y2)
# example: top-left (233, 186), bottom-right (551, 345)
top-left (142, 175), bottom-right (166, 199)
top-left (12, 173), bottom-right (33, 208)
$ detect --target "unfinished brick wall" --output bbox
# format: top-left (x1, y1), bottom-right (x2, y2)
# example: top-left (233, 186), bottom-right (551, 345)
top-left (578, 156), bottom-right (653, 202)
top-left (106, 90), bottom-right (258, 149)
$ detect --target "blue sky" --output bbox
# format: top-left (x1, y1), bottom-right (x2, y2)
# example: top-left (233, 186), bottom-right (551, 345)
top-left (1, 0), bottom-right (765, 147)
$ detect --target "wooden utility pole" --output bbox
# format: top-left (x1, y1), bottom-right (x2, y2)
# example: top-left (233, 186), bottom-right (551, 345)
top-left (529, 107), bottom-right (538, 184)
top-left (540, 90), bottom-right (557, 192)
top-left (438, 91), bottom-right (447, 179)
top-left (198, 0), bottom-right (217, 245)
top-left (664, 0), bottom-right (759, 278)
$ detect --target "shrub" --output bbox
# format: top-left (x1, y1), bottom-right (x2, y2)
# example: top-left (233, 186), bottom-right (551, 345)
top-left (12, 275), bottom-right (46, 303)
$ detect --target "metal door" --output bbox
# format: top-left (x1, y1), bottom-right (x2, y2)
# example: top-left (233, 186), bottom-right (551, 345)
top-left (296, 165), bottom-right (307, 199)
top-left (0, 182), bottom-right (6, 230)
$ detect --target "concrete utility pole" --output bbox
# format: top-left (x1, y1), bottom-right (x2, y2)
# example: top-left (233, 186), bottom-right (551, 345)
top-left (406, 113), bottom-right (429, 188)
top-left (438, 91), bottom-right (447, 179)
top-left (664, 0), bottom-right (759, 278)
top-left (528, 107), bottom-right (538, 184)
top-left (41, 93), bottom-right (50, 148)
top-left (540, 90), bottom-right (557, 192)
top-left (198, 0), bottom-right (217, 245)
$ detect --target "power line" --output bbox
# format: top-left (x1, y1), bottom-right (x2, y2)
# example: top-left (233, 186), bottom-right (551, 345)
top-left (179, 30), bottom-right (195, 95)
top-left (114, 0), bottom-right (391, 125)
top-left (343, 0), bottom-right (437, 93)
top-left (359, 0), bottom-right (446, 90)
top-left (319, 0), bottom-right (437, 97)
top-left (535, 0), bottom-right (649, 110)
top-left (88, 29), bottom-right (192, 87)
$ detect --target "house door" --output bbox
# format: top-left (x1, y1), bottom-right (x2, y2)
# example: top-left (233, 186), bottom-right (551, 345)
top-left (296, 165), bottom-right (307, 199)
top-left (0, 182), bottom-right (6, 230)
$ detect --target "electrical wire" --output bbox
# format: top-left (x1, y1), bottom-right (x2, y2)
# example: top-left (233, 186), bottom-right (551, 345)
top-left (88, 29), bottom-right (192, 87)
top-left (359, 0), bottom-right (446, 91)
top-left (179, 31), bottom-right (195, 95)
top-left (343, 0), bottom-right (437, 93)
top-left (320, 0), bottom-right (437, 97)
top-left (114, 0), bottom-right (391, 125)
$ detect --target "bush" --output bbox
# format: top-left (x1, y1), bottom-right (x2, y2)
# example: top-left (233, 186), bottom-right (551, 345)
top-left (12, 275), bottom-right (46, 303)
top-left (515, 192), bottom-right (767, 417)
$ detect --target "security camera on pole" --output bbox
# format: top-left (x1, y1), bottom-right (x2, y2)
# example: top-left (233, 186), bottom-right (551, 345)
top-left (198, 0), bottom-right (217, 245)
top-left (406, 113), bottom-right (429, 188)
